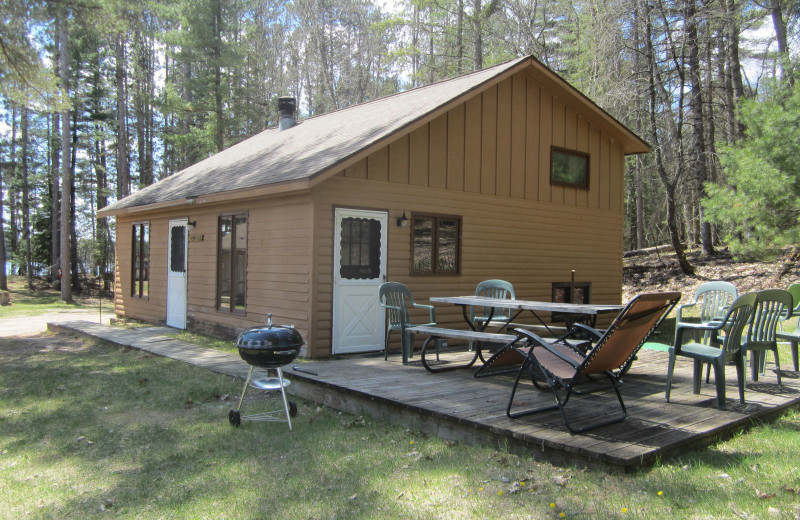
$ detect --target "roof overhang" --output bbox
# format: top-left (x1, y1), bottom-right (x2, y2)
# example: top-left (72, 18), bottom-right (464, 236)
top-left (98, 179), bottom-right (313, 218)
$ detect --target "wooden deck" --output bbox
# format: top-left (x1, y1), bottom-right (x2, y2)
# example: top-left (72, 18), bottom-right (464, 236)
top-left (285, 346), bottom-right (800, 472)
top-left (48, 320), bottom-right (800, 473)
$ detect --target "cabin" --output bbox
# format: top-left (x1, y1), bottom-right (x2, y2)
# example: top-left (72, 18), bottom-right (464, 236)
top-left (98, 55), bottom-right (649, 358)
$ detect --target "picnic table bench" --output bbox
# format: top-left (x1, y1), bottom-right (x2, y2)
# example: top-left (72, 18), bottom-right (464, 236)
top-left (406, 325), bottom-right (522, 375)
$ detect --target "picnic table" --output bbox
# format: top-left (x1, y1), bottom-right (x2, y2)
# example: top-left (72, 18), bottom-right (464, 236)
top-left (411, 296), bottom-right (624, 375)
top-left (430, 295), bottom-right (623, 336)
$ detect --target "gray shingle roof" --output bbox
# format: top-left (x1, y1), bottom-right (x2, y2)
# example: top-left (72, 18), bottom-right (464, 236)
top-left (100, 55), bottom-right (646, 215)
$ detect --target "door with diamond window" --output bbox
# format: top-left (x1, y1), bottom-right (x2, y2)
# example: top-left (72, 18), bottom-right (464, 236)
top-left (332, 209), bottom-right (388, 354)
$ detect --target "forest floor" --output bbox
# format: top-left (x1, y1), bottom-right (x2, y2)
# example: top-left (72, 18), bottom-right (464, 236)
top-left (622, 248), bottom-right (797, 302)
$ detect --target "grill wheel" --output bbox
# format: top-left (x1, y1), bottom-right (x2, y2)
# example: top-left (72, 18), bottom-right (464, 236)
top-left (229, 409), bottom-right (242, 426)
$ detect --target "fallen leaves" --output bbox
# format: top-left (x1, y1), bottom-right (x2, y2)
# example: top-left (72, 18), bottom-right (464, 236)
top-left (552, 475), bottom-right (571, 486)
top-left (341, 415), bottom-right (365, 428)
top-left (756, 489), bottom-right (777, 500)
top-left (76, 436), bottom-right (95, 447)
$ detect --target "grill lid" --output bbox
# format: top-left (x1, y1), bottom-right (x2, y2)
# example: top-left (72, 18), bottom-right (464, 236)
top-left (236, 314), bottom-right (304, 368)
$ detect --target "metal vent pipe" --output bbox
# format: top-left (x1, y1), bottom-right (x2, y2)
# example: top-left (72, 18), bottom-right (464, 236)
top-left (278, 96), bottom-right (297, 131)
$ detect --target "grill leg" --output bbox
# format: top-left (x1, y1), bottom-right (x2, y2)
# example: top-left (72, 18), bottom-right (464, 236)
top-left (236, 366), bottom-right (255, 411)
top-left (276, 367), bottom-right (293, 431)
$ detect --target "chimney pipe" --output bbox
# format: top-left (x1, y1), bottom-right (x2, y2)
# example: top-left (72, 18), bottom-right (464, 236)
top-left (278, 96), bottom-right (297, 131)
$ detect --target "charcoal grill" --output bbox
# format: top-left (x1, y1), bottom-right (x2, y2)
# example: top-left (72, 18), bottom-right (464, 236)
top-left (229, 314), bottom-right (304, 430)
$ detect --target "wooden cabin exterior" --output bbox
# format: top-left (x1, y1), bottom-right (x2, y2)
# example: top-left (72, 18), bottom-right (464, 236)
top-left (100, 56), bottom-right (649, 358)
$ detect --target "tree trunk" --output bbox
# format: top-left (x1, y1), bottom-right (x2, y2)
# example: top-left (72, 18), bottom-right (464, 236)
top-left (428, 5), bottom-right (434, 84)
top-left (51, 37), bottom-right (61, 286)
top-left (134, 30), bottom-right (148, 187)
top-left (147, 35), bottom-right (155, 181)
top-left (685, 0), bottom-right (713, 255)
top-left (213, 0), bottom-right (224, 152)
top-left (50, 113), bottom-right (61, 285)
top-left (59, 10), bottom-right (73, 303)
top-left (644, 0), bottom-right (694, 275)
top-left (456, 0), bottom-right (464, 74)
top-left (473, 0), bottom-right (483, 71)
top-left (9, 107), bottom-right (17, 268)
top-left (633, 1), bottom-right (645, 249)
top-left (70, 107), bottom-right (79, 290)
top-left (21, 107), bottom-right (32, 289)
top-left (0, 156), bottom-right (7, 291)
top-left (96, 135), bottom-right (110, 291)
top-left (770, 0), bottom-right (789, 55)
top-left (115, 35), bottom-right (130, 198)
top-left (725, 0), bottom-right (745, 141)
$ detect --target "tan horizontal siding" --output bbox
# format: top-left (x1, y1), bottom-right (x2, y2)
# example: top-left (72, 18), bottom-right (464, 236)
top-left (115, 195), bottom-right (314, 343)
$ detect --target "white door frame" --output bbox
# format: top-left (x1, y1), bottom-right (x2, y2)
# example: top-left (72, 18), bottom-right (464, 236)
top-left (166, 219), bottom-right (188, 329)
top-left (332, 208), bottom-right (388, 354)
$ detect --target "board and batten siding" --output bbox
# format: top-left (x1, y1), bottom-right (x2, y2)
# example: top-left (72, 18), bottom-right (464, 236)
top-left (310, 70), bottom-right (626, 355)
top-left (113, 194), bottom-right (315, 348)
top-left (340, 72), bottom-right (623, 209)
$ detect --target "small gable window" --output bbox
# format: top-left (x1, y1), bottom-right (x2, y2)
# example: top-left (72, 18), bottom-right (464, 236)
top-left (551, 147), bottom-right (590, 189)
top-left (411, 213), bottom-right (461, 275)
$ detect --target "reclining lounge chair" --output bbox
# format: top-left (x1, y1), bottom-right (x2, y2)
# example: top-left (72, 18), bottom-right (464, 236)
top-left (506, 292), bottom-right (681, 434)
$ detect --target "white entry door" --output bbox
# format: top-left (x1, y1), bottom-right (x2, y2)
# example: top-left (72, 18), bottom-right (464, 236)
top-left (332, 209), bottom-right (388, 354)
top-left (166, 219), bottom-right (188, 329)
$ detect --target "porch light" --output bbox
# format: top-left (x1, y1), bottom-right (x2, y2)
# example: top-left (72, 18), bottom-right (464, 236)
top-left (397, 211), bottom-right (409, 227)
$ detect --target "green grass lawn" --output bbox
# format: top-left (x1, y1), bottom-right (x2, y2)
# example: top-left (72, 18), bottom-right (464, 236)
top-left (2, 332), bottom-right (800, 519)
top-left (0, 276), bottom-right (111, 318)
top-left (2, 276), bottom-right (800, 518)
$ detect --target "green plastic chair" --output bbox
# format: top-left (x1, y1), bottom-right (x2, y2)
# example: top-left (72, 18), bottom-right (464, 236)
top-left (743, 289), bottom-right (793, 385)
top-left (378, 282), bottom-right (436, 364)
top-left (470, 279), bottom-right (516, 331)
top-left (675, 281), bottom-right (738, 343)
top-left (666, 292), bottom-right (757, 409)
top-left (783, 282), bottom-right (800, 328)
top-left (676, 281), bottom-right (738, 383)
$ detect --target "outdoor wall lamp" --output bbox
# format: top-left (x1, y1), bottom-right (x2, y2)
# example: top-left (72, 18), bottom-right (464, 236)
top-left (187, 220), bottom-right (197, 229)
top-left (397, 211), bottom-right (409, 227)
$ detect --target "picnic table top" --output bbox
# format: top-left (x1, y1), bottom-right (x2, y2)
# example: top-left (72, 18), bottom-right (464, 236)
top-left (429, 295), bottom-right (624, 315)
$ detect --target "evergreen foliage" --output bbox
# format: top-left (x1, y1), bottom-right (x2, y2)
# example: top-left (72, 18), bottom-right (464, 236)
top-left (704, 74), bottom-right (800, 258)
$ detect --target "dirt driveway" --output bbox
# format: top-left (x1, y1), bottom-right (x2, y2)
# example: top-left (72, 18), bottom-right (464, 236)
top-left (0, 309), bottom-right (112, 338)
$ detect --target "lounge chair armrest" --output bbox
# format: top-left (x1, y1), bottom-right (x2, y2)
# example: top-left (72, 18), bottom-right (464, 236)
top-left (514, 328), bottom-right (582, 368)
top-left (513, 327), bottom-right (551, 347)
top-left (412, 302), bottom-right (436, 322)
top-left (561, 322), bottom-right (603, 341)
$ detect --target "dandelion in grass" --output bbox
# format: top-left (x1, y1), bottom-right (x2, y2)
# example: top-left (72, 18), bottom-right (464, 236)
top-left (550, 502), bottom-right (556, 508)
top-left (622, 507), bottom-right (628, 513)
top-left (657, 491), bottom-right (663, 496)
top-left (559, 513), bottom-right (565, 518)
